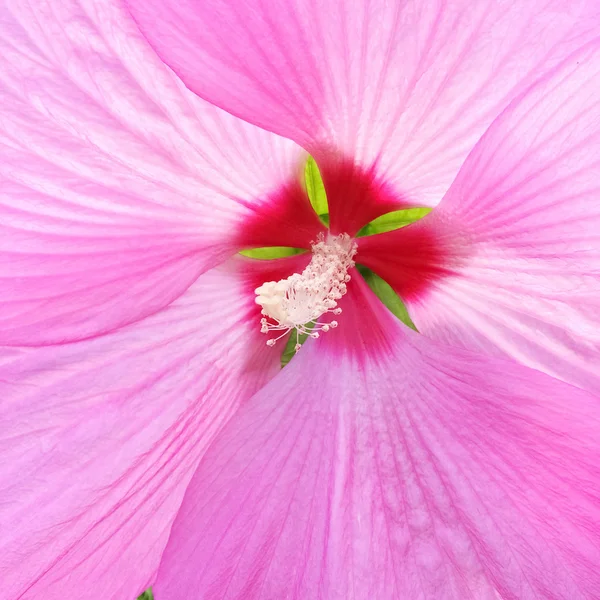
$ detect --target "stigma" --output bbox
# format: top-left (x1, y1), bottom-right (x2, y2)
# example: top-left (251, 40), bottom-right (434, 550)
top-left (255, 233), bottom-right (357, 351)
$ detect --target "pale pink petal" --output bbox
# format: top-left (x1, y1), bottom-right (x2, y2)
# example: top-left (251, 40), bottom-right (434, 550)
top-left (360, 38), bottom-right (600, 394)
top-left (128, 0), bottom-right (597, 207)
top-left (0, 259), bottom-right (281, 600)
top-left (154, 278), bottom-right (600, 600)
top-left (0, 0), bottom-right (306, 345)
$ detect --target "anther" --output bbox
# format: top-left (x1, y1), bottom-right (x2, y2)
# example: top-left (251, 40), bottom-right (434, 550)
top-left (255, 233), bottom-right (357, 351)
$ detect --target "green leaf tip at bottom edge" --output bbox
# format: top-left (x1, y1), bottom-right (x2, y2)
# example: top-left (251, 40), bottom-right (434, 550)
top-left (137, 589), bottom-right (154, 600)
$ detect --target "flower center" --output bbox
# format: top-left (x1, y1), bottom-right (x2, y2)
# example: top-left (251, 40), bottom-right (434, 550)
top-left (255, 233), bottom-right (357, 351)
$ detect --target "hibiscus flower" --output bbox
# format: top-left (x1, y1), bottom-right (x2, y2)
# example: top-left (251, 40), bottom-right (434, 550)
top-left (2, 1), bottom-right (600, 599)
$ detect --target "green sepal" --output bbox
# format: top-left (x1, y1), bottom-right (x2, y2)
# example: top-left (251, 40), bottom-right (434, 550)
top-left (280, 323), bottom-right (314, 368)
top-left (357, 264), bottom-right (418, 331)
top-left (239, 247), bottom-right (306, 260)
top-left (356, 207), bottom-right (432, 237)
top-left (304, 156), bottom-right (329, 226)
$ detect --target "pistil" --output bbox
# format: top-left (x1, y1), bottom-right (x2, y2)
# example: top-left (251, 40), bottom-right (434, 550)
top-left (255, 233), bottom-right (357, 350)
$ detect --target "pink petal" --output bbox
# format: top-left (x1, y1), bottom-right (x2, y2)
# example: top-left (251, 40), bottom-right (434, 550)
top-left (154, 277), bottom-right (600, 600)
top-left (0, 259), bottom-right (281, 600)
top-left (127, 0), bottom-right (597, 207)
top-left (0, 0), bottom-right (305, 345)
top-left (360, 38), bottom-right (600, 393)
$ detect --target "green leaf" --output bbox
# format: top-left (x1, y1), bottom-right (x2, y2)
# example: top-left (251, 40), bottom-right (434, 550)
top-left (357, 264), bottom-right (418, 331)
top-left (280, 323), bottom-right (314, 368)
top-left (356, 207), bottom-right (432, 237)
top-left (137, 589), bottom-right (154, 600)
top-left (304, 156), bottom-right (329, 225)
top-left (239, 247), bottom-right (306, 260)
top-left (318, 212), bottom-right (330, 226)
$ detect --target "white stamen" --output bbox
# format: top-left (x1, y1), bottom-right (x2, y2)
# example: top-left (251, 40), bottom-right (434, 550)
top-left (255, 233), bottom-right (357, 351)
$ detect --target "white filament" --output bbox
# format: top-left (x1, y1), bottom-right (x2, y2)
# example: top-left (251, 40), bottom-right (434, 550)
top-left (255, 233), bottom-right (357, 350)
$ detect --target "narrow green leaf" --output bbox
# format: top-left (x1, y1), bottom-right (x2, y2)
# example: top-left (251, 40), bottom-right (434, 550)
top-left (137, 589), bottom-right (154, 600)
top-left (280, 323), bottom-right (314, 368)
top-left (357, 264), bottom-right (418, 331)
top-left (356, 207), bottom-right (432, 237)
top-left (239, 247), bottom-right (306, 260)
top-left (304, 156), bottom-right (329, 224)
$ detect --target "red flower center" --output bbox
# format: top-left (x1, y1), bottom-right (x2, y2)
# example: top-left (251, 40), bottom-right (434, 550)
top-left (234, 154), bottom-right (459, 362)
